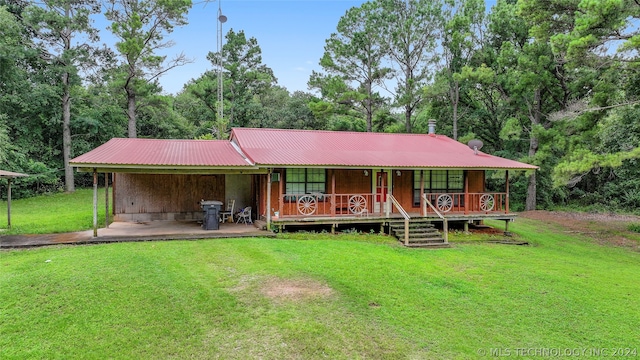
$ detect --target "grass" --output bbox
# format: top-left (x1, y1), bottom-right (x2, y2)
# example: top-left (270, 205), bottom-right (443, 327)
top-left (1, 191), bottom-right (639, 357)
top-left (628, 223), bottom-right (640, 233)
top-left (548, 202), bottom-right (640, 216)
top-left (0, 189), bottom-right (107, 235)
top-left (2, 219), bottom-right (639, 358)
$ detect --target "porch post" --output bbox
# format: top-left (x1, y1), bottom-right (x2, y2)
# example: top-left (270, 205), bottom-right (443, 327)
top-left (505, 170), bottom-right (510, 213)
top-left (420, 170), bottom-right (425, 216)
top-left (331, 170), bottom-right (336, 217)
top-left (386, 169), bottom-right (392, 215)
top-left (7, 178), bottom-right (12, 229)
top-left (464, 172), bottom-right (469, 215)
top-left (386, 198), bottom-right (390, 218)
top-left (278, 170), bottom-right (284, 219)
top-left (443, 218), bottom-right (449, 243)
top-left (266, 169), bottom-right (272, 231)
top-left (105, 173), bottom-right (109, 229)
top-left (93, 168), bottom-right (98, 237)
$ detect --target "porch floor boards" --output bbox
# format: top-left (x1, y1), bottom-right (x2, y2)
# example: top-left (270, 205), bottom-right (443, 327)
top-left (273, 212), bottom-right (518, 226)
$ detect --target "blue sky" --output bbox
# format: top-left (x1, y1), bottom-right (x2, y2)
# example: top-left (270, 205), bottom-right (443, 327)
top-left (150, 0), bottom-right (368, 95)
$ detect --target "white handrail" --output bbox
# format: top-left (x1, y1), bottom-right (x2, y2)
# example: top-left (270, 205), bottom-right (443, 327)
top-left (388, 194), bottom-right (410, 245)
top-left (422, 194), bottom-right (448, 243)
top-left (388, 194), bottom-right (410, 220)
top-left (422, 194), bottom-right (444, 219)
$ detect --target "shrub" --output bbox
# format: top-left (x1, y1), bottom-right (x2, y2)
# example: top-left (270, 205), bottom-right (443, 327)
top-left (627, 223), bottom-right (640, 233)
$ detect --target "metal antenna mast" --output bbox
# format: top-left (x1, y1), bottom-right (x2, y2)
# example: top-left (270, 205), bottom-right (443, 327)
top-left (216, 0), bottom-right (227, 136)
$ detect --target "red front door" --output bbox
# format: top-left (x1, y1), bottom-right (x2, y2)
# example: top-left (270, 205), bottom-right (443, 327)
top-left (376, 171), bottom-right (387, 202)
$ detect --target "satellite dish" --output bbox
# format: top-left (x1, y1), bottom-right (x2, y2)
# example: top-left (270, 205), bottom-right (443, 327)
top-left (218, 14), bottom-right (227, 23)
top-left (467, 139), bottom-right (483, 155)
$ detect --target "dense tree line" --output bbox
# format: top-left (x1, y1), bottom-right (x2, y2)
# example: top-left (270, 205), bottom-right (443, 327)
top-left (1, 0), bottom-right (639, 213)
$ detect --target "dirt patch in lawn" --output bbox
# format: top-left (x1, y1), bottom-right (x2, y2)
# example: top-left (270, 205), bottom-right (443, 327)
top-left (469, 226), bottom-right (505, 235)
top-left (520, 210), bottom-right (640, 250)
top-left (260, 278), bottom-right (334, 301)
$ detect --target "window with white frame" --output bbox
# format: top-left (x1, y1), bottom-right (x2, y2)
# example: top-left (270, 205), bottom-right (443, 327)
top-left (285, 169), bottom-right (326, 200)
top-left (413, 170), bottom-right (465, 206)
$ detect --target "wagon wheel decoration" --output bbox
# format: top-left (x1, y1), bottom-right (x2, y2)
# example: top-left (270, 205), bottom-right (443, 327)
top-left (349, 195), bottom-right (368, 214)
top-left (479, 194), bottom-right (495, 212)
top-left (297, 195), bottom-right (317, 215)
top-left (436, 194), bottom-right (453, 213)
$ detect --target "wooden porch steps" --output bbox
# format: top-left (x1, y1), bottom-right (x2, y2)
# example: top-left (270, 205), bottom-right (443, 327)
top-left (389, 220), bottom-right (450, 248)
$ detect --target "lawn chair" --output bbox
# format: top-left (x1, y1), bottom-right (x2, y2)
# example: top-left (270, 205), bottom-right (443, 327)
top-left (220, 200), bottom-right (235, 223)
top-left (236, 206), bottom-right (252, 224)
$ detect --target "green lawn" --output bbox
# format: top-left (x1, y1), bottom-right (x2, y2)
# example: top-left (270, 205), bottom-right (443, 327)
top-left (0, 189), bottom-right (107, 235)
top-left (1, 219), bottom-right (639, 359)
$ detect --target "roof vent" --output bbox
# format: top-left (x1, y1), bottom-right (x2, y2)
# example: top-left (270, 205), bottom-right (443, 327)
top-left (467, 139), bottom-right (483, 155)
top-left (428, 119), bottom-right (436, 136)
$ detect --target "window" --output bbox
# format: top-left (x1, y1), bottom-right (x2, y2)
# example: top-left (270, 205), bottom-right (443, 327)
top-left (413, 170), bottom-right (465, 206)
top-left (285, 169), bottom-right (326, 200)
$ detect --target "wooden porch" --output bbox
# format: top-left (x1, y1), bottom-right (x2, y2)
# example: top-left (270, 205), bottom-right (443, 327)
top-left (270, 192), bottom-right (516, 248)
top-left (273, 191), bottom-right (510, 220)
top-left (260, 168), bottom-right (517, 247)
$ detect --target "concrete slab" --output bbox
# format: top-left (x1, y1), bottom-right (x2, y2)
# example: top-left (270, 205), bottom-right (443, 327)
top-left (0, 221), bottom-right (274, 249)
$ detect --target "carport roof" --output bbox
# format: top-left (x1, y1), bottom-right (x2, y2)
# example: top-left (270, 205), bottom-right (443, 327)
top-left (0, 170), bottom-right (29, 178)
top-left (70, 138), bottom-right (255, 172)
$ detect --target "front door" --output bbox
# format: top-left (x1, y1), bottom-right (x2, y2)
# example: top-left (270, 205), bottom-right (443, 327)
top-left (374, 171), bottom-right (387, 214)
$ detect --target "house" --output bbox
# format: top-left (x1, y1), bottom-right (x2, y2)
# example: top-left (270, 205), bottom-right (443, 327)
top-left (70, 126), bottom-right (537, 245)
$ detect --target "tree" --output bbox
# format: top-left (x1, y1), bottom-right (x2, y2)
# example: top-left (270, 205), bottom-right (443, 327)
top-left (174, 86), bottom-right (217, 138)
top-left (560, 0), bottom-right (640, 62)
top-left (137, 94), bottom-right (195, 139)
top-left (440, 0), bottom-right (485, 140)
top-left (0, 4), bottom-right (64, 196)
top-left (105, 0), bottom-right (191, 138)
top-left (278, 91), bottom-right (325, 130)
top-left (206, 29), bottom-right (276, 129)
top-left (313, 2), bottom-right (391, 132)
top-left (520, 0), bottom-right (640, 199)
top-left (447, 0), bottom-right (574, 210)
top-left (376, 0), bottom-right (442, 133)
top-left (24, 0), bottom-right (100, 192)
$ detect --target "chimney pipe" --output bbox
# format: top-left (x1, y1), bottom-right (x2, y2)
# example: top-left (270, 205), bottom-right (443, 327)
top-left (428, 119), bottom-right (436, 135)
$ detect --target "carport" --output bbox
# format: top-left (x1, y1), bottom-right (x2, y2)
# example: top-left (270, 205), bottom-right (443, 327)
top-left (0, 170), bottom-right (29, 230)
top-left (70, 138), bottom-right (265, 237)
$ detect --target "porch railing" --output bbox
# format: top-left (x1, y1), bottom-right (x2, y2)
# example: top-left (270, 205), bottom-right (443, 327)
top-left (277, 191), bottom-right (508, 218)
top-left (279, 193), bottom-right (379, 217)
top-left (422, 192), bottom-right (508, 214)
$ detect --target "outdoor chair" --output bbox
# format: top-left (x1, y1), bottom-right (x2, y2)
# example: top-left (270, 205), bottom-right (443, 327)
top-left (236, 206), bottom-right (252, 224)
top-left (220, 199), bottom-right (235, 223)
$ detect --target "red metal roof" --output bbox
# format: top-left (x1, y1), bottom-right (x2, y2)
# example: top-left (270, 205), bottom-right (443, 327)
top-left (231, 128), bottom-right (537, 170)
top-left (71, 129), bottom-right (537, 171)
top-left (70, 138), bottom-right (252, 168)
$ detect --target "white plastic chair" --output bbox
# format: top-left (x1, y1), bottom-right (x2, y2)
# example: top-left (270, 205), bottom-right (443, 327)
top-left (220, 200), bottom-right (235, 223)
top-left (236, 206), bottom-right (252, 224)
